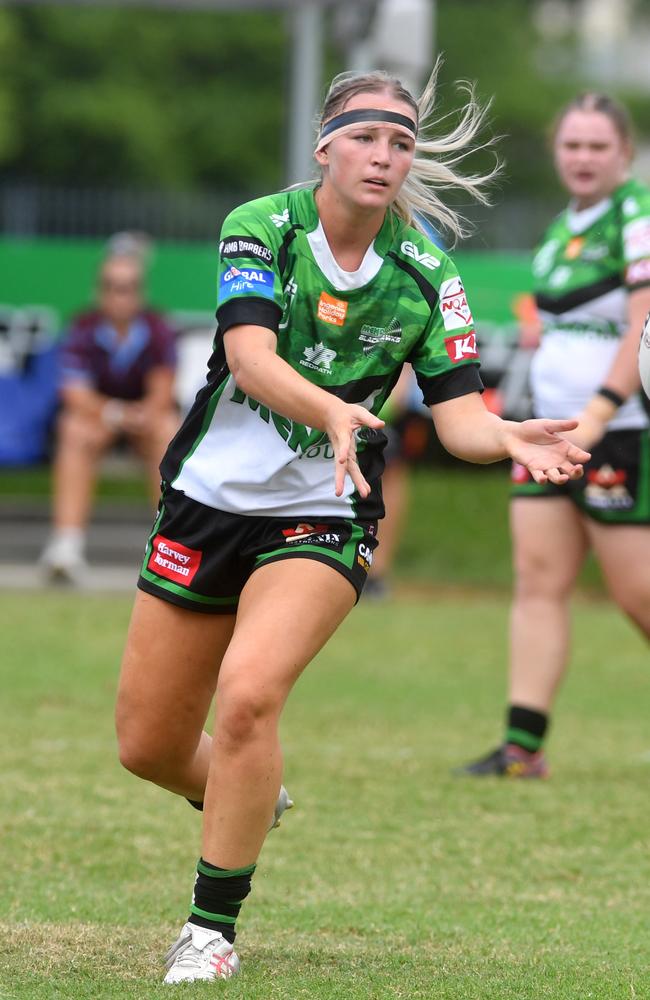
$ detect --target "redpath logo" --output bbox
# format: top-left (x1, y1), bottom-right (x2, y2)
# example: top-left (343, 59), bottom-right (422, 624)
top-left (444, 331), bottom-right (479, 363)
top-left (439, 276), bottom-right (473, 331)
top-left (148, 534), bottom-right (202, 585)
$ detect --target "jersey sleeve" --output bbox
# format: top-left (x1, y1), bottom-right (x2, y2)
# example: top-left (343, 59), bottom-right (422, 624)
top-left (147, 313), bottom-right (178, 369)
top-left (621, 187), bottom-right (650, 289)
top-left (407, 255), bottom-right (483, 406)
top-left (215, 198), bottom-right (287, 335)
top-left (59, 318), bottom-right (95, 388)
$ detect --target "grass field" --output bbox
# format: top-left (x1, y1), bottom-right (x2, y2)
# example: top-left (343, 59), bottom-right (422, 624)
top-left (1, 589), bottom-right (648, 999)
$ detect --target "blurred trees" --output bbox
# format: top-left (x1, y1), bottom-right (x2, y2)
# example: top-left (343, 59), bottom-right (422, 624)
top-left (0, 0), bottom-right (648, 205)
top-left (0, 5), bottom-right (289, 191)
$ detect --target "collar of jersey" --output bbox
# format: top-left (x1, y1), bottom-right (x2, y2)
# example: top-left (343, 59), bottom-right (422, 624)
top-left (566, 195), bottom-right (613, 234)
top-left (296, 186), bottom-right (401, 288)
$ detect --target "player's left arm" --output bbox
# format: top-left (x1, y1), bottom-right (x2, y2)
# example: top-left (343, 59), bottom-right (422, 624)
top-left (431, 391), bottom-right (590, 485)
top-left (573, 285), bottom-right (650, 447)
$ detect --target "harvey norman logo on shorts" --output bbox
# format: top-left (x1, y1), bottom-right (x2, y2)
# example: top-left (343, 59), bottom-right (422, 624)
top-left (148, 534), bottom-right (202, 585)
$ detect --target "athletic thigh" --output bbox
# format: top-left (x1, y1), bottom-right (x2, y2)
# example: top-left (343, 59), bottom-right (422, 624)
top-left (586, 522), bottom-right (650, 608)
top-left (116, 589), bottom-right (236, 755)
top-left (510, 497), bottom-right (589, 594)
top-left (214, 558), bottom-right (357, 711)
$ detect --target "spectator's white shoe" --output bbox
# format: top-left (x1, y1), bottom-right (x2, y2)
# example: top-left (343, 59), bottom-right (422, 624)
top-left (163, 923), bottom-right (240, 983)
top-left (40, 531), bottom-right (87, 585)
top-left (270, 784), bottom-right (294, 829)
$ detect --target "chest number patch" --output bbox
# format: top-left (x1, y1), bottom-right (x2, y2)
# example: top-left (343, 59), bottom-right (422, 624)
top-left (317, 291), bottom-right (349, 327)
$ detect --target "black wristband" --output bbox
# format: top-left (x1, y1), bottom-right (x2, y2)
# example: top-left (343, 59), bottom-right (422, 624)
top-left (597, 386), bottom-right (625, 408)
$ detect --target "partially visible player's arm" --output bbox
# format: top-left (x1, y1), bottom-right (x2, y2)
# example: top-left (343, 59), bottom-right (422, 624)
top-left (430, 391), bottom-right (590, 485)
top-left (574, 285), bottom-right (650, 446)
top-left (224, 324), bottom-right (384, 496)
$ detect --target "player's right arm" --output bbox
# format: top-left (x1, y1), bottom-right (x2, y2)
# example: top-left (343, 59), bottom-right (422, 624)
top-left (224, 324), bottom-right (383, 497)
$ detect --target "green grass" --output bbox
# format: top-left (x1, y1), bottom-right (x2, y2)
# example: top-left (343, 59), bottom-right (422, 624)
top-left (1, 590), bottom-right (648, 998)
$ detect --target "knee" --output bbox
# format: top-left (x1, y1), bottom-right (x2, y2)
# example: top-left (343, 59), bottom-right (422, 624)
top-left (513, 550), bottom-right (574, 603)
top-left (115, 703), bottom-right (170, 782)
top-left (215, 682), bottom-right (280, 753)
top-left (57, 409), bottom-right (106, 455)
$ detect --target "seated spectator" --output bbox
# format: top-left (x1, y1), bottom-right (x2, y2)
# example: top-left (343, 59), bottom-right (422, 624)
top-left (40, 248), bottom-right (178, 583)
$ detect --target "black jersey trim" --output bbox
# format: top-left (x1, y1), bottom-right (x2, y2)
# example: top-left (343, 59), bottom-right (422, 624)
top-left (386, 251), bottom-right (439, 310)
top-left (216, 297), bottom-right (282, 335)
top-left (536, 274), bottom-right (622, 314)
top-left (417, 363), bottom-right (483, 406)
top-left (277, 224), bottom-right (304, 279)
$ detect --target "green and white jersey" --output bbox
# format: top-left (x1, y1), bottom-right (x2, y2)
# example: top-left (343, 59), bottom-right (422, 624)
top-left (162, 186), bottom-right (482, 518)
top-left (531, 178), bottom-right (650, 430)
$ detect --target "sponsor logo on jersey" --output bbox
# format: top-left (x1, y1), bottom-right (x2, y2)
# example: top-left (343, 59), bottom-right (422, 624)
top-left (444, 330), bottom-right (479, 363)
top-left (358, 317), bottom-right (402, 350)
top-left (270, 208), bottom-right (290, 228)
top-left (219, 235), bottom-right (274, 264)
top-left (438, 277), bottom-right (473, 331)
top-left (400, 240), bottom-right (440, 269)
top-left (148, 534), bottom-right (202, 585)
top-left (317, 290), bottom-right (349, 327)
top-left (281, 523), bottom-right (341, 546)
top-left (300, 342), bottom-right (337, 373)
top-left (357, 541), bottom-right (373, 572)
top-left (219, 265), bottom-right (275, 302)
top-left (624, 217), bottom-right (650, 259)
top-left (626, 258), bottom-right (650, 285)
top-left (581, 243), bottom-right (609, 261)
top-left (564, 236), bottom-right (584, 260)
top-left (585, 464), bottom-right (633, 510)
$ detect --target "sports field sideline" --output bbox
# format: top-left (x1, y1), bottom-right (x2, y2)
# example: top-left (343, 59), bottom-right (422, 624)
top-left (1, 586), bottom-right (647, 999)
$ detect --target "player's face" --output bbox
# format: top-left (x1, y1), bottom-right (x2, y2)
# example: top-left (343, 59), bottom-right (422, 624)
top-left (316, 91), bottom-right (416, 214)
top-left (554, 109), bottom-right (631, 208)
top-left (98, 259), bottom-right (143, 325)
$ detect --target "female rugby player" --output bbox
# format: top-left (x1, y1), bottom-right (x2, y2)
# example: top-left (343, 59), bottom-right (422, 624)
top-left (461, 94), bottom-right (650, 778)
top-left (115, 67), bottom-right (589, 981)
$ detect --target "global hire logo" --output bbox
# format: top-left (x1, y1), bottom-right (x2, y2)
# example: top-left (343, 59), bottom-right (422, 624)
top-left (300, 342), bottom-right (337, 374)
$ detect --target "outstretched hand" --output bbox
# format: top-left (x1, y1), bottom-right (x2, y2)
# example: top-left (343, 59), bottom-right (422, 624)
top-left (503, 418), bottom-right (591, 484)
top-left (324, 402), bottom-right (385, 497)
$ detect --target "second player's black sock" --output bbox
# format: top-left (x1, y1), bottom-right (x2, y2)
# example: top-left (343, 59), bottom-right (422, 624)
top-left (188, 858), bottom-right (256, 944)
top-left (505, 704), bottom-right (548, 753)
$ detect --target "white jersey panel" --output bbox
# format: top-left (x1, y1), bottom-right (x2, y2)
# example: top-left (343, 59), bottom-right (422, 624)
top-left (173, 376), bottom-right (356, 517)
top-left (531, 330), bottom-right (648, 429)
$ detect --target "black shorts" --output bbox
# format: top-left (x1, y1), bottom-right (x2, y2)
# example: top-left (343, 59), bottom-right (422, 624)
top-left (137, 485), bottom-right (378, 614)
top-left (510, 428), bottom-right (650, 524)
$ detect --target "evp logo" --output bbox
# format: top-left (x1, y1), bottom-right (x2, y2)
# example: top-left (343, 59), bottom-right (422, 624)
top-left (148, 534), bottom-right (202, 585)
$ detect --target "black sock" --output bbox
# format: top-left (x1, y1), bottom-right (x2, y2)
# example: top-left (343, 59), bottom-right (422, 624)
top-left (187, 858), bottom-right (256, 944)
top-left (505, 705), bottom-right (548, 753)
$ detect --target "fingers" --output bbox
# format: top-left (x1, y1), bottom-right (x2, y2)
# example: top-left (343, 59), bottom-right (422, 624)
top-left (542, 419), bottom-right (579, 434)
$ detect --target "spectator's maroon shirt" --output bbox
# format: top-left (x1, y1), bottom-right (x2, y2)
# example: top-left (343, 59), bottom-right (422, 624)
top-left (60, 309), bottom-right (177, 401)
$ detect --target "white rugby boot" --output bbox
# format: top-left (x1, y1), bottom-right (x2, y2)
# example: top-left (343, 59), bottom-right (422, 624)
top-left (40, 529), bottom-right (88, 585)
top-left (270, 784), bottom-right (294, 830)
top-left (163, 923), bottom-right (240, 983)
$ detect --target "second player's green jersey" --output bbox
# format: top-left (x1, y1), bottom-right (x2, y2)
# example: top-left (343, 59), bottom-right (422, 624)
top-left (162, 186), bottom-right (482, 519)
top-left (531, 177), bottom-right (650, 430)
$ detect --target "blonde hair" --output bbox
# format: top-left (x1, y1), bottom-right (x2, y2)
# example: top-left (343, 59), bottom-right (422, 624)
top-left (316, 59), bottom-right (498, 241)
